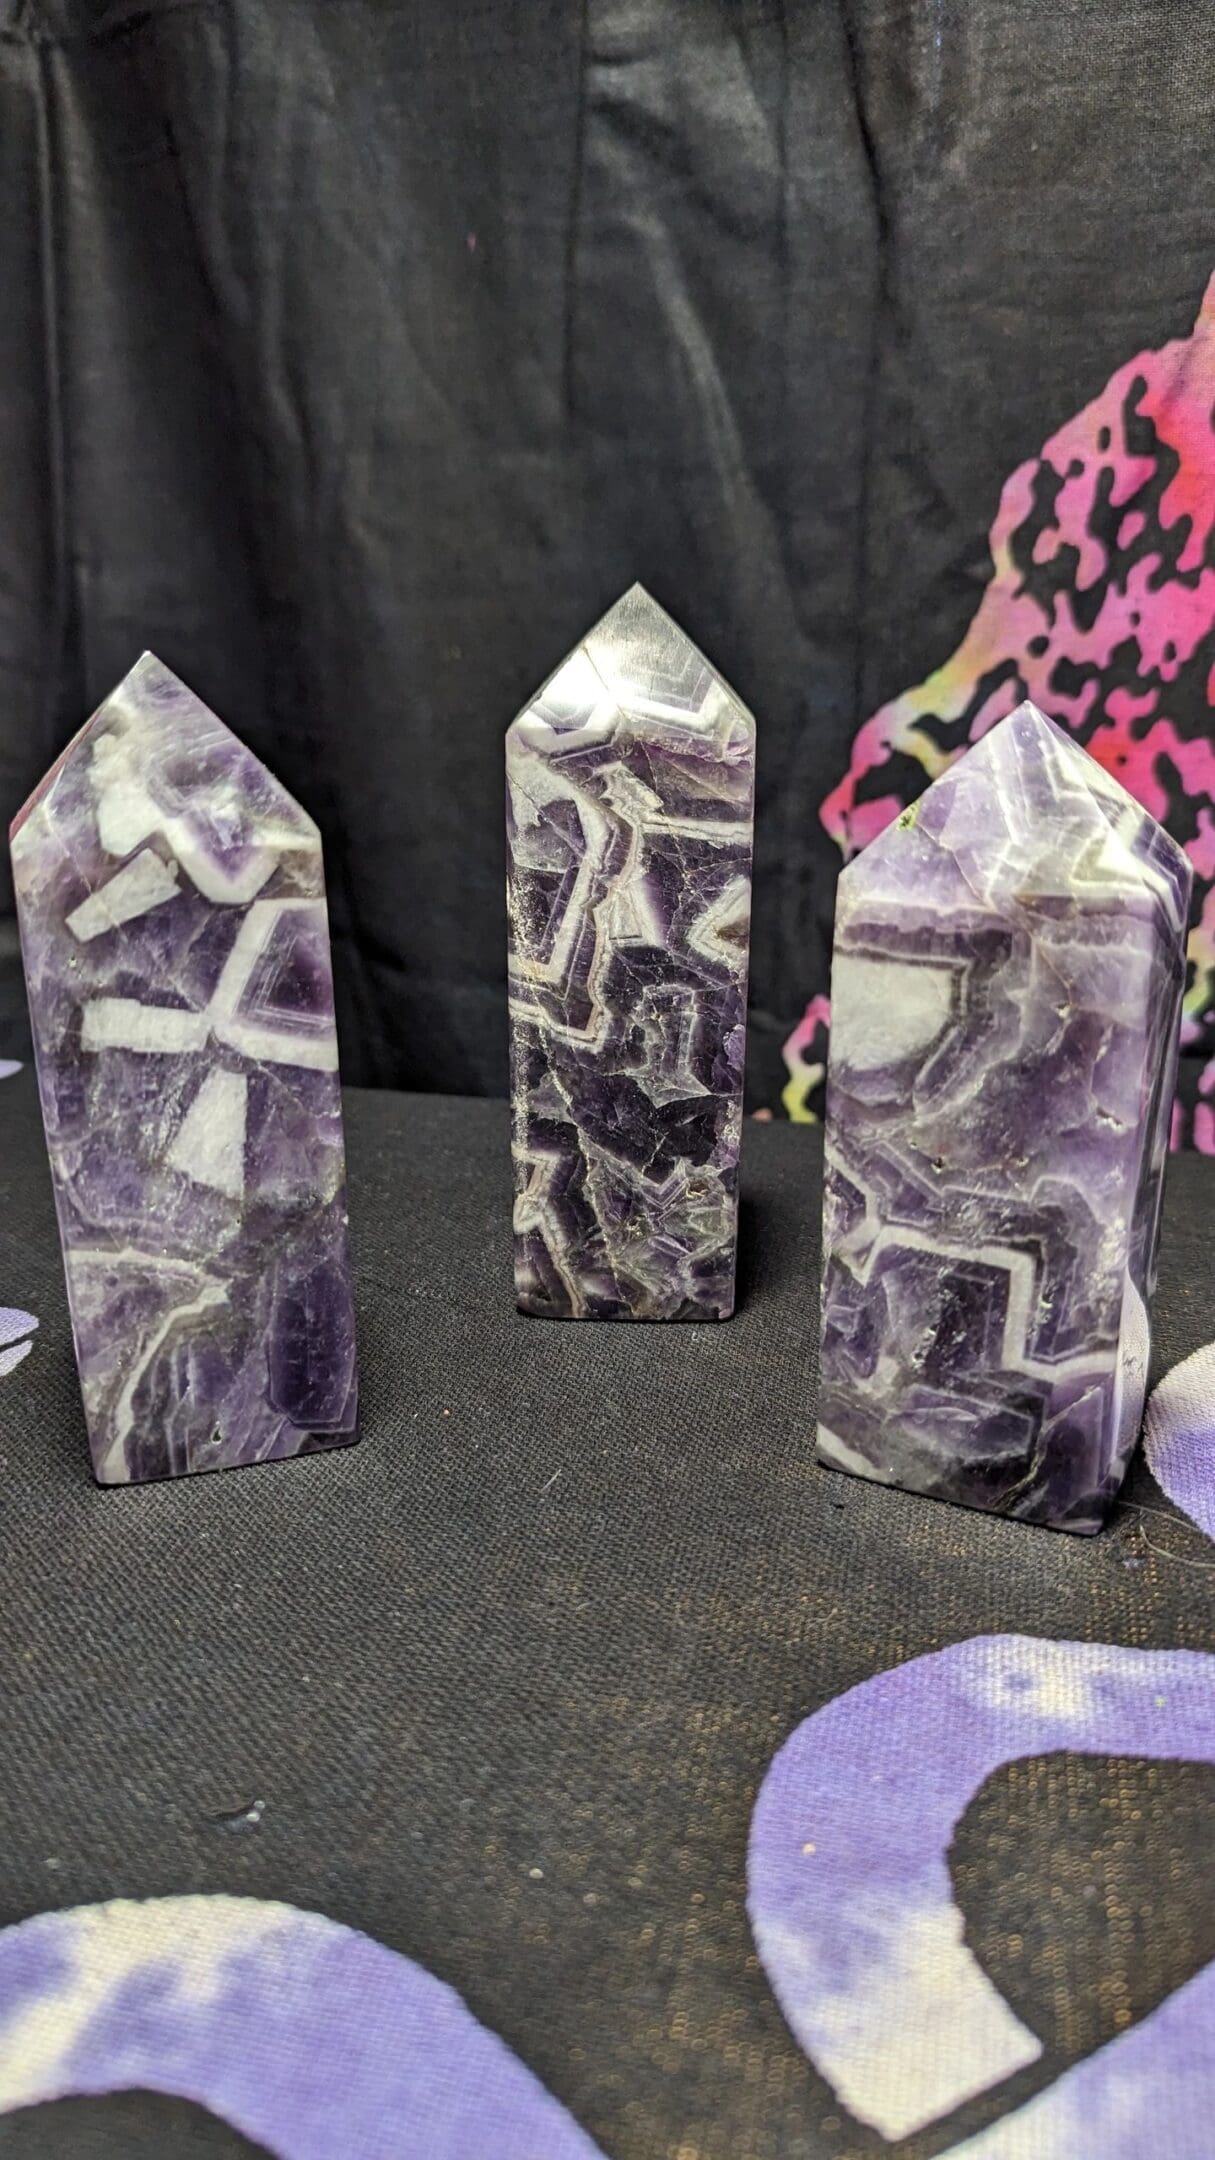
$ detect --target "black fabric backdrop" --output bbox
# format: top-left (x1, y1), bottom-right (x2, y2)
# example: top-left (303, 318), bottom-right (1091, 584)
top-left (0, 1070), bottom-right (1212, 2158)
top-left (1, 0), bottom-right (1214, 1109)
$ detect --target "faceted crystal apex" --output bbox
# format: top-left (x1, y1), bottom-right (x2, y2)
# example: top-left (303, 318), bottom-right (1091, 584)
top-left (10, 652), bottom-right (320, 855)
top-left (507, 584), bottom-right (755, 758)
top-left (841, 699), bottom-right (1191, 924)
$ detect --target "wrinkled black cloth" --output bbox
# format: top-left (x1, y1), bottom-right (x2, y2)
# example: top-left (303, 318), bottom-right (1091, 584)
top-left (0, 1073), bottom-right (1211, 2157)
top-left (1, 2), bottom-right (1214, 1117)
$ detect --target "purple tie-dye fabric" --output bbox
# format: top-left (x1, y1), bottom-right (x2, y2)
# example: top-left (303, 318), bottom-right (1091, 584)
top-left (0, 1308), bottom-right (38, 1378)
top-left (0, 1896), bottom-right (605, 2159)
top-left (944, 1961), bottom-right (1215, 2159)
top-left (1144, 1343), bottom-right (1215, 1539)
top-left (748, 1635), bottom-right (1215, 2149)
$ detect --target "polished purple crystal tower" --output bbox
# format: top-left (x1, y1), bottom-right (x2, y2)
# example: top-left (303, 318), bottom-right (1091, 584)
top-left (10, 655), bottom-right (358, 1483)
top-left (507, 586), bottom-right (756, 1320)
top-left (818, 702), bottom-right (1191, 1532)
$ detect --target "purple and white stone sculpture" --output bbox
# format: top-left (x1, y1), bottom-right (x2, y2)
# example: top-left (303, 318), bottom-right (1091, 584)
top-left (9, 654), bottom-right (357, 1484)
top-left (817, 701), bottom-right (1191, 1532)
top-left (507, 586), bottom-right (756, 1320)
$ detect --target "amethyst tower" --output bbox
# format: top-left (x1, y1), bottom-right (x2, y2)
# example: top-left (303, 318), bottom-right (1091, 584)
top-left (817, 702), bottom-right (1191, 1532)
top-left (507, 586), bottom-right (756, 1320)
top-left (10, 655), bottom-right (358, 1483)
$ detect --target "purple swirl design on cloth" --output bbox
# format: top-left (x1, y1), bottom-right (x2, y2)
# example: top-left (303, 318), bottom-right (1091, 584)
top-left (0, 1896), bottom-right (606, 2159)
top-left (1144, 1343), bottom-right (1215, 1540)
top-left (943, 1961), bottom-right (1215, 2157)
top-left (0, 1309), bottom-right (38, 1379)
top-left (748, 1635), bottom-right (1215, 2145)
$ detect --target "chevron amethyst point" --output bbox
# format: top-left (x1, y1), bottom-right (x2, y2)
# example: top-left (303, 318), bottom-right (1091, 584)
top-left (9, 654), bottom-right (357, 1484)
top-left (507, 585), bottom-right (756, 1321)
top-left (817, 701), bottom-right (1191, 1533)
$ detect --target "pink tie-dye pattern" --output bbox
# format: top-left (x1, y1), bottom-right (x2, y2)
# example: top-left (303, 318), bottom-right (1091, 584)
top-left (780, 993), bottom-right (831, 1121)
top-left (789, 275), bottom-right (1215, 1138)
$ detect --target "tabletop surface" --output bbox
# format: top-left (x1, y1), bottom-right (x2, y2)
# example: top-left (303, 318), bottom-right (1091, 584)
top-left (0, 1070), bottom-right (1211, 2159)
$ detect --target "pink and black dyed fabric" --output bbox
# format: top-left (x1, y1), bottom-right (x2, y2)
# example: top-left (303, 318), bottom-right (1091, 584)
top-left (787, 278), bottom-right (1215, 1148)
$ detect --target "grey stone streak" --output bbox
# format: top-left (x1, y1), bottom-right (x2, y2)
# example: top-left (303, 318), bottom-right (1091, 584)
top-left (507, 587), bottom-right (756, 1320)
top-left (817, 702), bottom-right (1191, 1532)
top-left (9, 655), bottom-right (357, 1483)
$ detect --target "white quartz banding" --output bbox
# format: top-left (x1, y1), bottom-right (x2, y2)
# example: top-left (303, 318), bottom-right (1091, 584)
top-left (66, 848), bottom-right (180, 942)
top-left (81, 1000), bottom-right (209, 1054)
top-left (208, 901), bottom-right (340, 1072)
top-left (829, 955), bottom-right (954, 1070)
top-left (80, 903), bottom-right (339, 1073)
top-left (88, 730), bottom-right (291, 905)
top-left (167, 1069), bottom-right (249, 1199)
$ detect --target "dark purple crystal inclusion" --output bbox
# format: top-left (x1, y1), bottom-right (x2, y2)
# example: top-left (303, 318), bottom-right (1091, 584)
top-left (507, 586), bottom-right (756, 1320)
top-left (10, 655), bottom-right (357, 1483)
top-left (817, 702), bottom-right (1191, 1532)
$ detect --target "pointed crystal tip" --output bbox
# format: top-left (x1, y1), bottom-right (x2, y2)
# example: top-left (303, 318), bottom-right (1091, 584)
top-left (508, 585), bottom-right (755, 758)
top-left (11, 654), bottom-right (320, 862)
top-left (843, 698), bottom-right (1191, 927)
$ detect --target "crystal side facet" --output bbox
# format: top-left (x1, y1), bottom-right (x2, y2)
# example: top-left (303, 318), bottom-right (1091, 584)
top-left (817, 701), bottom-right (1191, 1533)
top-left (9, 654), bottom-right (358, 1484)
top-left (506, 586), bottom-right (756, 1320)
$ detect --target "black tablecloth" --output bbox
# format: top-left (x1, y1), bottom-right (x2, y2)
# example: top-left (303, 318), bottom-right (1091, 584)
top-left (0, 1072), bottom-right (1211, 2158)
